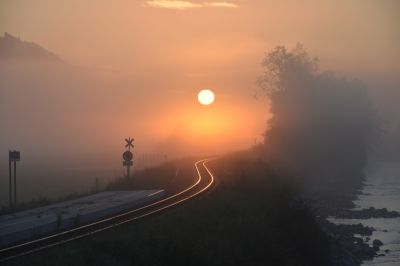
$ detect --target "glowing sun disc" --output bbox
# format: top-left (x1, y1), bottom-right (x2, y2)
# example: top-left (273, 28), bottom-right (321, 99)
top-left (198, 89), bottom-right (215, 105)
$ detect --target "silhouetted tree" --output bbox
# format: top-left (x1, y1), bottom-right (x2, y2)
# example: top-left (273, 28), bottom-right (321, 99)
top-left (258, 44), bottom-right (379, 193)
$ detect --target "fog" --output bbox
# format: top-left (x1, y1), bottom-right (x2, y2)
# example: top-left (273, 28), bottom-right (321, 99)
top-left (0, 59), bottom-right (263, 161)
top-left (0, 0), bottom-right (399, 204)
top-left (0, 34), bottom-right (265, 204)
top-left (258, 44), bottom-right (380, 194)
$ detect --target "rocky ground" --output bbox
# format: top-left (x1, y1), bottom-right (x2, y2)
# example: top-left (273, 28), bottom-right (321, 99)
top-left (309, 185), bottom-right (399, 265)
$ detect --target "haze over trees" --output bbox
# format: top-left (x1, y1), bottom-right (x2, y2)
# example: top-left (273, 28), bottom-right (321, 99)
top-left (258, 44), bottom-right (379, 198)
top-left (0, 32), bottom-right (61, 62)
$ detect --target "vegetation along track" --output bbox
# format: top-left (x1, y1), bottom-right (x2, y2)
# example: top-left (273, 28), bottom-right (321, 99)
top-left (0, 158), bottom-right (216, 262)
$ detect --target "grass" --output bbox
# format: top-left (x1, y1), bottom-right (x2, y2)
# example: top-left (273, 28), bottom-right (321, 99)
top-left (0, 157), bottom-right (196, 215)
top-left (5, 153), bottom-right (331, 266)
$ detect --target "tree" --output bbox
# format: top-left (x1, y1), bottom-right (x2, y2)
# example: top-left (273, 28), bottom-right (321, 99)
top-left (258, 44), bottom-right (379, 193)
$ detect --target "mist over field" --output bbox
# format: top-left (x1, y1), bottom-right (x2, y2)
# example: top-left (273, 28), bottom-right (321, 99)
top-left (1, 1), bottom-right (400, 265)
top-left (0, 39), bottom-right (264, 162)
top-left (1, 34), bottom-right (399, 207)
top-left (0, 32), bottom-right (265, 204)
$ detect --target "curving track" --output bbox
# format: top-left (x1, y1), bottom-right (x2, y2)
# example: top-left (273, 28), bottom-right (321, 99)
top-left (0, 158), bottom-right (215, 262)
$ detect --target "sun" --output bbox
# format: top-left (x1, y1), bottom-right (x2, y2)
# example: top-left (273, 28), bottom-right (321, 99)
top-left (198, 89), bottom-right (215, 105)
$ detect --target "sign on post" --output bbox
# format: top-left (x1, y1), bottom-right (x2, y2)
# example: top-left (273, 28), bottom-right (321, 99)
top-left (9, 151), bottom-right (20, 161)
top-left (123, 161), bottom-right (133, 166)
top-left (123, 138), bottom-right (134, 177)
top-left (8, 150), bottom-right (21, 209)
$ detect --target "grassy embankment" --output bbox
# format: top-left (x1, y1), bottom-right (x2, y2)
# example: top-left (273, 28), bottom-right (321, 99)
top-left (6, 152), bottom-right (331, 266)
top-left (0, 157), bottom-right (194, 215)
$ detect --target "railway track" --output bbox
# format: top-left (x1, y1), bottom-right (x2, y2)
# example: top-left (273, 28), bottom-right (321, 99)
top-left (0, 158), bottom-right (215, 262)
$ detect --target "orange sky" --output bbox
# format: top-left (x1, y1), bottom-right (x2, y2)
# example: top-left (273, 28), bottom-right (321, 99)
top-left (0, 0), bottom-right (399, 161)
top-left (1, 0), bottom-right (398, 75)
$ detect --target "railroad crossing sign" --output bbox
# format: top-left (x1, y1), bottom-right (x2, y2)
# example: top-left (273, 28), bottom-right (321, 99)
top-left (125, 138), bottom-right (134, 150)
top-left (123, 160), bottom-right (133, 166)
top-left (123, 137), bottom-right (134, 178)
top-left (123, 150), bottom-right (133, 161)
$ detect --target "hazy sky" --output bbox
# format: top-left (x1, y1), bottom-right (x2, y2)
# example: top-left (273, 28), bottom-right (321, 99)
top-left (1, 0), bottom-right (399, 163)
top-left (1, 0), bottom-right (398, 75)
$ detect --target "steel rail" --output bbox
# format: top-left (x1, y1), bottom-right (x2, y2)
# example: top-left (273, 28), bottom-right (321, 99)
top-left (0, 158), bottom-right (215, 262)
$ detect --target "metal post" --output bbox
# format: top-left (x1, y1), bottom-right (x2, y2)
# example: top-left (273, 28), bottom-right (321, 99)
top-left (9, 151), bottom-right (12, 208)
top-left (14, 160), bottom-right (17, 207)
top-left (127, 143), bottom-right (130, 178)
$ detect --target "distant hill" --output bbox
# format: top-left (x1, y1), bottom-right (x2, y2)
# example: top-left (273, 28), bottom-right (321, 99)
top-left (0, 32), bottom-right (62, 62)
